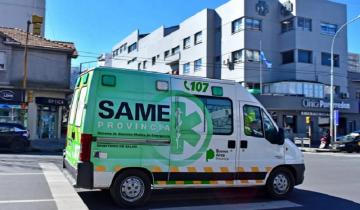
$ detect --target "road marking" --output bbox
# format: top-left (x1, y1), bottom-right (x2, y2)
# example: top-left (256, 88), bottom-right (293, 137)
top-left (0, 173), bottom-right (43, 176)
top-left (39, 163), bottom-right (88, 210)
top-left (0, 199), bottom-right (54, 204)
top-left (150, 200), bottom-right (301, 210)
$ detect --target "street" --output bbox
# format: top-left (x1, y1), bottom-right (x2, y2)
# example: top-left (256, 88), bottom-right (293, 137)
top-left (0, 152), bottom-right (359, 210)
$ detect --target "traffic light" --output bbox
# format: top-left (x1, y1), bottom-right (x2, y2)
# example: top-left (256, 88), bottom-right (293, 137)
top-left (32, 15), bottom-right (43, 36)
top-left (306, 116), bottom-right (311, 124)
top-left (27, 90), bottom-right (33, 103)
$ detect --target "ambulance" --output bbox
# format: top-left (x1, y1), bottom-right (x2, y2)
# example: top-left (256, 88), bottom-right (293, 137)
top-left (64, 67), bottom-right (305, 207)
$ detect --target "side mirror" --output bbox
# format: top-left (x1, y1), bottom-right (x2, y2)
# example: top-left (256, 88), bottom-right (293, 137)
top-left (277, 128), bottom-right (285, 145)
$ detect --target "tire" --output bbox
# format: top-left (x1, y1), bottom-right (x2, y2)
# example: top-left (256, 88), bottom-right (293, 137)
top-left (110, 169), bottom-right (151, 208)
top-left (266, 167), bottom-right (295, 199)
top-left (346, 146), bottom-right (354, 153)
top-left (10, 141), bottom-right (26, 153)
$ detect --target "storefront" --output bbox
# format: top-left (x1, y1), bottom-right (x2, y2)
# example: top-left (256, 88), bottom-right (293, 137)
top-left (257, 95), bottom-right (360, 145)
top-left (35, 97), bottom-right (67, 139)
top-left (0, 88), bottom-right (26, 125)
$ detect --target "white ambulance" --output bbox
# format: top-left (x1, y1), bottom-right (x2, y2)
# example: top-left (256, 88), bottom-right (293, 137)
top-left (64, 67), bottom-right (305, 207)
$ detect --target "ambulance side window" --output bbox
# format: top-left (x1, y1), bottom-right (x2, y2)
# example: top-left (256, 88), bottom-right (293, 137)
top-left (262, 110), bottom-right (278, 143)
top-left (200, 97), bottom-right (233, 135)
top-left (243, 105), bottom-right (264, 138)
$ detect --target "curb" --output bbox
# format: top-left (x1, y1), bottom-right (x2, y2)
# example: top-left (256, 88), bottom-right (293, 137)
top-left (300, 147), bottom-right (340, 153)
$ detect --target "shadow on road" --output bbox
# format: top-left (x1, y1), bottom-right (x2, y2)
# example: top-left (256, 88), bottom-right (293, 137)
top-left (77, 187), bottom-right (360, 210)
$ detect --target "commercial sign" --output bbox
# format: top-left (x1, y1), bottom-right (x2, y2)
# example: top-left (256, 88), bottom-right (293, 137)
top-left (35, 97), bottom-right (67, 106)
top-left (0, 89), bottom-right (25, 103)
top-left (302, 99), bottom-right (350, 110)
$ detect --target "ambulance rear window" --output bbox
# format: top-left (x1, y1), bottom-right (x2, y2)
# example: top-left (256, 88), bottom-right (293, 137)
top-left (69, 89), bottom-right (80, 124)
top-left (75, 87), bottom-right (88, 126)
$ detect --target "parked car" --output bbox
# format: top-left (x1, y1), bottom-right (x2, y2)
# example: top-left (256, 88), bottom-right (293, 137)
top-left (0, 123), bottom-right (30, 152)
top-left (334, 131), bottom-right (360, 153)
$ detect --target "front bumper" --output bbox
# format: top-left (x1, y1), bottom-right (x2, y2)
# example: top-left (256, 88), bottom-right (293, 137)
top-left (63, 157), bottom-right (94, 189)
top-left (291, 163), bottom-right (305, 185)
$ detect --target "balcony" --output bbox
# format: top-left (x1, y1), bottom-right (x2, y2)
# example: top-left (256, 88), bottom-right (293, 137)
top-left (165, 53), bottom-right (180, 65)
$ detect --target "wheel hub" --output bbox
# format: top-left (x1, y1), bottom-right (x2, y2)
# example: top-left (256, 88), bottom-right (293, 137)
top-left (273, 174), bottom-right (289, 194)
top-left (120, 176), bottom-right (145, 202)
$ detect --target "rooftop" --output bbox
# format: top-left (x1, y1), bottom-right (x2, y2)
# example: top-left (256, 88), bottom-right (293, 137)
top-left (0, 27), bottom-right (78, 58)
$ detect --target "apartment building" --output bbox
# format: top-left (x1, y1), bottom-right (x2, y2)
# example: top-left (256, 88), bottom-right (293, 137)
top-left (104, 0), bottom-right (358, 144)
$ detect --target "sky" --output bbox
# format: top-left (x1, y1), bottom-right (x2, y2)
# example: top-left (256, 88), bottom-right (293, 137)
top-left (45, 0), bottom-right (360, 68)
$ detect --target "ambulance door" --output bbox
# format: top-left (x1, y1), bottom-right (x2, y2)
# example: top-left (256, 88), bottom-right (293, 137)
top-left (169, 78), bottom-right (237, 185)
top-left (237, 102), bottom-right (285, 185)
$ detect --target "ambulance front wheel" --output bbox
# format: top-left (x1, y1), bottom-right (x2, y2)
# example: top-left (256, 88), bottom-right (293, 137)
top-left (110, 169), bottom-right (151, 207)
top-left (266, 167), bottom-right (295, 199)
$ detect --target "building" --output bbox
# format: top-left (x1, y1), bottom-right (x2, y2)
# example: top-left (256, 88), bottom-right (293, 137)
top-left (104, 0), bottom-right (358, 144)
top-left (348, 52), bottom-right (360, 73)
top-left (0, 0), bottom-right (45, 36)
top-left (0, 27), bottom-right (77, 139)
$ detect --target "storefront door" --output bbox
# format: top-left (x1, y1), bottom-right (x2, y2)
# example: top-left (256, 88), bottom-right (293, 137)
top-left (37, 105), bottom-right (58, 139)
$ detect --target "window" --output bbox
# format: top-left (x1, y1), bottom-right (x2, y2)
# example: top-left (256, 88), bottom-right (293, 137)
top-left (282, 50), bottom-right (294, 64)
top-left (172, 46), bottom-right (180, 55)
top-left (356, 91), bottom-right (360, 99)
top-left (164, 50), bottom-right (170, 58)
top-left (183, 62), bottom-right (190, 74)
top-left (194, 59), bottom-right (202, 71)
top-left (245, 50), bottom-right (260, 62)
top-left (152, 56), bottom-right (156, 65)
top-left (0, 125), bottom-right (10, 133)
top-left (0, 52), bottom-right (5, 70)
top-left (321, 52), bottom-right (339, 67)
top-left (321, 22), bottom-right (337, 36)
top-left (283, 115), bottom-right (297, 134)
top-left (232, 18), bottom-right (243, 33)
top-left (75, 87), bottom-right (88, 126)
top-left (298, 50), bottom-right (312, 63)
top-left (262, 110), bottom-right (278, 143)
top-left (127, 57), bottom-right (137, 64)
top-left (297, 17), bottom-right (312, 31)
top-left (281, 18), bottom-right (294, 33)
top-left (183, 37), bottom-right (191, 49)
top-left (194, 31), bottom-right (202, 45)
top-left (232, 50), bottom-right (243, 63)
top-left (245, 18), bottom-right (261, 30)
top-left (143, 61), bottom-right (147, 69)
top-left (69, 89), bottom-right (80, 124)
top-left (243, 105), bottom-right (264, 137)
top-left (128, 42), bottom-right (137, 53)
top-left (200, 97), bottom-right (233, 135)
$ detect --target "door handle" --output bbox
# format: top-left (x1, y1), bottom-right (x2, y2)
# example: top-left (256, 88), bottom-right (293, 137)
top-left (240, 140), bottom-right (248, 149)
top-left (228, 140), bottom-right (236, 149)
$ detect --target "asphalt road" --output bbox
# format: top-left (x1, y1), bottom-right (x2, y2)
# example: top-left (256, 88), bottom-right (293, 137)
top-left (0, 152), bottom-right (359, 210)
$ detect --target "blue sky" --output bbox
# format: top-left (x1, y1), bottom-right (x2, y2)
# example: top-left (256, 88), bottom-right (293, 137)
top-left (45, 0), bottom-right (360, 67)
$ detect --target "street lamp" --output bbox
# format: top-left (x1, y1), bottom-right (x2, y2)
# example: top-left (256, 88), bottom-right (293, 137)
top-left (330, 14), bottom-right (360, 147)
top-left (79, 61), bottom-right (97, 75)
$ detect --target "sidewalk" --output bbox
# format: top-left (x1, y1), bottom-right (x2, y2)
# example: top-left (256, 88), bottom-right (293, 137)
top-left (299, 147), bottom-right (340, 153)
top-left (30, 138), bottom-right (66, 152)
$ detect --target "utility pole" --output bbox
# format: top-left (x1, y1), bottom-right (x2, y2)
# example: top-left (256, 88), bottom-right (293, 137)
top-left (22, 20), bottom-right (31, 90)
top-left (260, 40), bottom-right (262, 95)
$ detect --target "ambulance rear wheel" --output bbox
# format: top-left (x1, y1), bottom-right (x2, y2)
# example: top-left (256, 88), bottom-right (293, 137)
top-left (110, 169), bottom-right (151, 207)
top-left (266, 167), bottom-right (294, 199)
